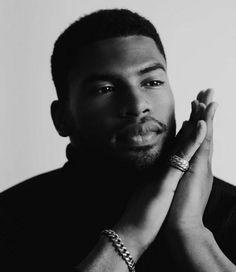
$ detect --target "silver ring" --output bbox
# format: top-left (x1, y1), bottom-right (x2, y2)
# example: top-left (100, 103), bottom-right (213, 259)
top-left (169, 154), bottom-right (189, 172)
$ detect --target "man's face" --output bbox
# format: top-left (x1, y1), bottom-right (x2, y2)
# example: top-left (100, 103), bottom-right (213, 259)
top-left (67, 35), bottom-right (175, 168)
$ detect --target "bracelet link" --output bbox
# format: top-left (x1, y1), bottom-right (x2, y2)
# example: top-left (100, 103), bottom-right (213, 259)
top-left (101, 229), bottom-right (136, 272)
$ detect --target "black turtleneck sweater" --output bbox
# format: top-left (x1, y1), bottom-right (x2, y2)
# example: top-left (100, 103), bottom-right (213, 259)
top-left (0, 145), bottom-right (236, 271)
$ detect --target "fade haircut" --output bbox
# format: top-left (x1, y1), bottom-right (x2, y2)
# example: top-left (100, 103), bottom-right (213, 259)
top-left (51, 9), bottom-right (166, 101)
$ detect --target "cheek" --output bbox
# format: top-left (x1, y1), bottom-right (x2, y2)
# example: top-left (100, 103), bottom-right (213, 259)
top-left (151, 91), bottom-right (175, 120)
top-left (71, 103), bottom-right (117, 137)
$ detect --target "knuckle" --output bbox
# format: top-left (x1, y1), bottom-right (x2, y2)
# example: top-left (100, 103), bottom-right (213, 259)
top-left (176, 150), bottom-right (187, 158)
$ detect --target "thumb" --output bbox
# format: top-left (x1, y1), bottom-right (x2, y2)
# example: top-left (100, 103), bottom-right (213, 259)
top-left (160, 120), bottom-right (207, 193)
top-left (179, 120), bottom-right (207, 161)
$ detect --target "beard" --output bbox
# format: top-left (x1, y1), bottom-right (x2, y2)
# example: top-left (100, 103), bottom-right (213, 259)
top-left (70, 116), bottom-right (176, 173)
top-left (114, 124), bottom-right (176, 171)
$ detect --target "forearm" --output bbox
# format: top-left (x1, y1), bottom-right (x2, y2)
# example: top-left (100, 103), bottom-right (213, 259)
top-left (75, 229), bottom-right (142, 272)
top-left (74, 236), bottom-right (129, 272)
top-left (169, 226), bottom-right (236, 272)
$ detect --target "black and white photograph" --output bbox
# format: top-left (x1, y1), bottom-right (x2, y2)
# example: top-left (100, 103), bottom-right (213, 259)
top-left (1, 0), bottom-right (236, 271)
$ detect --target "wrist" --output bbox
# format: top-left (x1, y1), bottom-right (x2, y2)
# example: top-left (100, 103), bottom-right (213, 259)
top-left (167, 221), bottom-right (213, 245)
top-left (113, 224), bottom-right (147, 262)
top-left (166, 213), bottom-right (205, 233)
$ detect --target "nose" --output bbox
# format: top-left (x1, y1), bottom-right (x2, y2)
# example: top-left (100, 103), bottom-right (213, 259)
top-left (119, 86), bottom-right (151, 119)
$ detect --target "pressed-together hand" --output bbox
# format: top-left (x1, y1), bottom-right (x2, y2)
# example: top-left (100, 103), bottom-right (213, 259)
top-left (78, 89), bottom-right (236, 272)
top-left (115, 91), bottom-right (210, 260)
top-left (167, 88), bottom-right (218, 230)
top-left (165, 91), bottom-right (236, 272)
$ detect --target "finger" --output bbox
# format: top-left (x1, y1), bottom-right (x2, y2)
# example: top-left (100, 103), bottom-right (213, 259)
top-left (161, 120), bottom-right (207, 193)
top-left (192, 100), bottom-right (206, 122)
top-left (196, 102), bottom-right (206, 121)
top-left (177, 120), bottom-right (207, 161)
top-left (176, 101), bottom-right (206, 156)
top-left (191, 89), bottom-right (213, 122)
top-left (203, 102), bottom-right (218, 140)
top-left (190, 100), bottom-right (202, 122)
top-left (189, 100), bottom-right (197, 122)
top-left (172, 120), bottom-right (190, 155)
top-left (204, 101), bottom-right (218, 122)
top-left (199, 102), bottom-right (218, 157)
top-left (201, 88), bottom-right (214, 107)
top-left (197, 90), bottom-right (205, 102)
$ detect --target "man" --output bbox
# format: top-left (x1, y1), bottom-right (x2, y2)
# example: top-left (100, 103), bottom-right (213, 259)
top-left (1, 9), bottom-right (236, 272)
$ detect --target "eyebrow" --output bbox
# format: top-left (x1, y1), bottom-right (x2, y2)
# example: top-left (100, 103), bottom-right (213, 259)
top-left (81, 62), bottom-right (166, 87)
top-left (138, 62), bottom-right (166, 74)
top-left (81, 74), bottom-right (121, 87)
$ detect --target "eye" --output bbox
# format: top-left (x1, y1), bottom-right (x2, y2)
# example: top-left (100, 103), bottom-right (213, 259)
top-left (143, 80), bottom-right (164, 88)
top-left (95, 86), bottom-right (115, 95)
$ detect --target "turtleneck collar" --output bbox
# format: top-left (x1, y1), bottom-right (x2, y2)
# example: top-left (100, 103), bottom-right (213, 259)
top-left (65, 144), bottom-right (167, 183)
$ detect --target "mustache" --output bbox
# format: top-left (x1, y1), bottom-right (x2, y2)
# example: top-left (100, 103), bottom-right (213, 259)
top-left (137, 116), bottom-right (167, 131)
top-left (116, 116), bottom-right (168, 139)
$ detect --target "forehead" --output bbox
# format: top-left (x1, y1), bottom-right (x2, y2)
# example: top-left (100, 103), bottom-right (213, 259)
top-left (69, 35), bottom-right (166, 81)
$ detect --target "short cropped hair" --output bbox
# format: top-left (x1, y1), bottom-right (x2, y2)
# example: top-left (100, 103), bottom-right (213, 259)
top-left (51, 9), bottom-right (166, 101)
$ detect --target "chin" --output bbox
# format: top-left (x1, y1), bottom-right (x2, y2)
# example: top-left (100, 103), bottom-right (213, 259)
top-left (113, 132), bottom-right (175, 171)
top-left (115, 144), bottom-right (162, 170)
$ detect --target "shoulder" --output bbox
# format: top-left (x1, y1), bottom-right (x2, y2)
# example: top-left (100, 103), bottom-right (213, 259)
top-left (206, 177), bottom-right (236, 215)
top-left (213, 176), bottom-right (236, 195)
top-left (0, 167), bottom-right (65, 208)
top-left (209, 178), bottom-right (236, 263)
top-left (213, 176), bottom-right (236, 216)
top-left (211, 177), bottom-right (236, 208)
top-left (204, 177), bottom-right (236, 233)
top-left (206, 177), bottom-right (236, 232)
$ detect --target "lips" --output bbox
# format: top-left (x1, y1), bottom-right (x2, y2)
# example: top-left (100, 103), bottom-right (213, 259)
top-left (116, 121), bottom-right (163, 148)
top-left (123, 132), bottom-right (157, 146)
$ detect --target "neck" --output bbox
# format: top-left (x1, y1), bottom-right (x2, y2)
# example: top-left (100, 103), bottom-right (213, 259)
top-left (66, 144), bottom-right (170, 181)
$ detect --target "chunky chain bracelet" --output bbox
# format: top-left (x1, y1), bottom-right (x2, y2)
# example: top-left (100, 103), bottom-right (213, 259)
top-left (101, 229), bottom-right (136, 272)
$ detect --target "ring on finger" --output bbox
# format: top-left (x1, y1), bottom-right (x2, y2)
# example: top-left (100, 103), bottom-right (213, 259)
top-left (169, 154), bottom-right (189, 172)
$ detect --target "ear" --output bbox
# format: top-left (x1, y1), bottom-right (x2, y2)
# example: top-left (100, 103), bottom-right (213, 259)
top-left (51, 100), bottom-right (73, 137)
